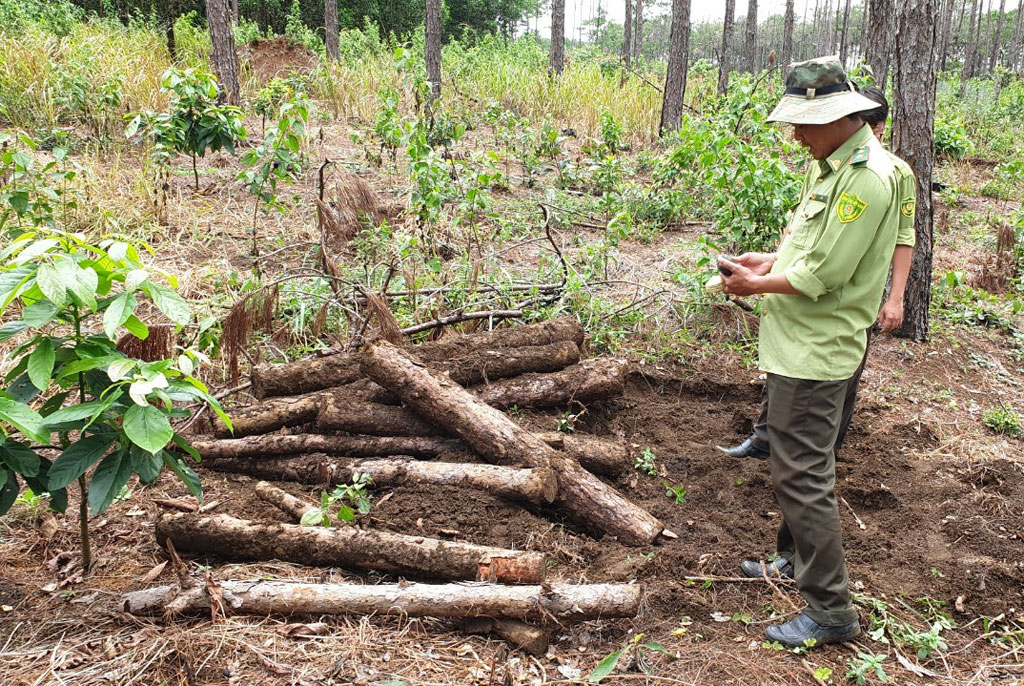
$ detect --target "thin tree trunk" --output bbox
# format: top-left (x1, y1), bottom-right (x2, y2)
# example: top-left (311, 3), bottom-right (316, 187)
top-left (425, 0), bottom-right (442, 102)
top-left (1012, 0), bottom-right (1024, 70)
top-left (782, 0), bottom-right (795, 69)
top-left (324, 0), bottom-right (339, 61)
top-left (939, 0), bottom-right (956, 69)
top-left (550, 0), bottom-right (566, 73)
top-left (231, 0), bottom-right (238, 24)
top-left (866, 0), bottom-right (894, 85)
top-left (964, 0), bottom-right (979, 76)
top-left (893, 0), bottom-right (940, 342)
top-left (359, 342), bottom-right (666, 545)
top-left (621, 0), bottom-right (633, 76)
top-left (207, 0), bottom-right (240, 104)
top-left (860, 0), bottom-right (871, 62)
top-left (634, 0), bottom-right (644, 60)
top-left (122, 580), bottom-right (644, 623)
top-left (841, 0), bottom-right (854, 62)
top-left (660, 0), bottom-right (692, 134)
top-left (745, 0), bottom-right (759, 72)
top-left (718, 0), bottom-right (737, 94)
top-left (990, 0), bottom-right (1007, 70)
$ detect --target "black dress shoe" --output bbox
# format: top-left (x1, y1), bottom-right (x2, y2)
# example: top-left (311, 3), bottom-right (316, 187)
top-left (765, 612), bottom-right (861, 647)
top-left (740, 556), bottom-right (794, 579)
top-left (715, 437), bottom-right (770, 460)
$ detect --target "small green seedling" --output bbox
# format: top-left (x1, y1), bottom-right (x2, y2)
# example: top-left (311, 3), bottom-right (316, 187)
top-left (634, 448), bottom-right (657, 476)
top-left (301, 473), bottom-right (373, 526)
top-left (663, 482), bottom-right (686, 503)
top-left (588, 633), bottom-right (675, 683)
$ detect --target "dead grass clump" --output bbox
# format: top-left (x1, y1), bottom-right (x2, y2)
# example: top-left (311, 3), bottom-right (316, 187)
top-left (116, 323), bottom-right (176, 362)
top-left (318, 169), bottom-right (397, 245)
top-left (221, 285), bottom-right (279, 383)
top-left (973, 220), bottom-right (1019, 293)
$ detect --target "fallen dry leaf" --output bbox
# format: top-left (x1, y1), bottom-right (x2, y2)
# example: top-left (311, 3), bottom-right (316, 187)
top-left (276, 622), bottom-right (330, 639)
top-left (141, 560), bottom-right (168, 584)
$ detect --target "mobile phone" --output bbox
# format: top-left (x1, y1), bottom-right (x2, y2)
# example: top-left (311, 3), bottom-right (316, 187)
top-left (717, 256), bottom-right (734, 277)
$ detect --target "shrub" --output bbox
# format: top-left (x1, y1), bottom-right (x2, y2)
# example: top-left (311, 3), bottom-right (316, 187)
top-left (933, 117), bottom-right (974, 160)
top-left (983, 405), bottom-right (1021, 437)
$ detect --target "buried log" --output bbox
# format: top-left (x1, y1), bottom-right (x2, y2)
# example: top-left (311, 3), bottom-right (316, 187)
top-left (190, 432), bottom-right (628, 476)
top-left (252, 316), bottom-right (585, 398)
top-left (238, 457), bottom-right (558, 505)
top-left (156, 513), bottom-right (545, 583)
top-left (121, 580), bottom-right (643, 623)
top-left (360, 342), bottom-right (665, 545)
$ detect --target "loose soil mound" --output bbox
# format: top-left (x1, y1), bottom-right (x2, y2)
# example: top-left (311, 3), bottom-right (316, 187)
top-left (241, 37), bottom-right (317, 86)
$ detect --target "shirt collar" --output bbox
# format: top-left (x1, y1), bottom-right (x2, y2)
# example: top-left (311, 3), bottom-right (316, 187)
top-left (817, 124), bottom-right (873, 177)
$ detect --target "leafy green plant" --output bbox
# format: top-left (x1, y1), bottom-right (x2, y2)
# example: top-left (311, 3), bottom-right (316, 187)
top-left (587, 633), bottom-right (674, 683)
top-left (0, 133), bottom-right (82, 233)
top-left (663, 482), bottom-right (686, 504)
top-left (125, 68), bottom-right (246, 191)
top-left (933, 117), bottom-right (974, 160)
top-left (845, 651), bottom-right (889, 684)
top-left (633, 447), bottom-right (657, 476)
top-left (982, 404), bottom-right (1021, 437)
top-left (300, 473), bottom-right (374, 526)
top-left (0, 228), bottom-right (230, 569)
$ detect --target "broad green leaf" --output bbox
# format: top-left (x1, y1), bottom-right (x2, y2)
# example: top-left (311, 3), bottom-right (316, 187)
top-left (56, 354), bottom-right (120, 381)
top-left (67, 266), bottom-right (98, 311)
top-left (102, 292), bottom-right (137, 339)
top-left (641, 642), bottom-right (672, 656)
top-left (129, 373), bottom-right (168, 406)
top-left (0, 439), bottom-right (40, 477)
top-left (48, 433), bottom-right (117, 490)
top-left (0, 264), bottom-right (35, 309)
top-left (300, 509), bottom-right (324, 526)
top-left (123, 404), bottom-right (173, 454)
top-left (142, 283), bottom-right (191, 325)
top-left (122, 315), bottom-right (149, 339)
top-left (35, 263), bottom-right (67, 307)
top-left (0, 398), bottom-right (48, 444)
top-left (161, 451), bottom-right (202, 502)
top-left (0, 320), bottom-right (30, 342)
top-left (12, 239), bottom-right (58, 265)
top-left (171, 434), bottom-right (201, 462)
top-left (0, 469), bottom-right (18, 516)
top-left (42, 400), bottom-right (110, 427)
top-left (336, 504), bottom-right (355, 522)
top-left (27, 338), bottom-right (55, 391)
top-left (587, 649), bottom-right (624, 683)
top-left (124, 269), bottom-right (148, 291)
top-left (20, 300), bottom-right (59, 328)
top-left (106, 358), bottom-right (137, 382)
top-left (131, 444), bottom-right (162, 484)
top-left (87, 448), bottom-right (133, 514)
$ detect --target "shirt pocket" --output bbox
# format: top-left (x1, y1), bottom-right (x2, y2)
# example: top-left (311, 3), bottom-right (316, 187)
top-left (788, 199), bottom-right (828, 251)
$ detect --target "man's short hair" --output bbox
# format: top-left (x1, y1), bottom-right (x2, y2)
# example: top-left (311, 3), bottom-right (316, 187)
top-left (855, 86), bottom-right (889, 128)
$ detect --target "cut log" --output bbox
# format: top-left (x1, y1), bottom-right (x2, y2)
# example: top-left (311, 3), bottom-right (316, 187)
top-left (189, 432), bottom-right (628, 476)
top-left (156, 513), bottom-right (545, 583)
top-left (360, 342), bottom-right (664, 545)
top-left (252, 316), bottom-right (585, 398)
top-left (314, 392), bottom-right (440, 436)
top-left (121, 580), bottom-right (643, 623)
top-left (462, 618), bottom-right (550, 656)
top-left (474, 358), bottom-right (628, 410)
top-left (254, 481), bottom-right (319, 521)
top-left (239, 458), bottom-right (558, 505)
top-left (215, 393), bottom-right (319, 437)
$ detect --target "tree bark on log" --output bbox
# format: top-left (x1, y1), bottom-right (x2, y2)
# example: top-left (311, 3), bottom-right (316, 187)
top-left (231, 458), bottom-right (559, 505)
top-left (254, 481), bottom-right (318, 521)
top-left (215, 393), bottom-right (320, 437)
top-left (190, 432), bottom-right (628, 476)
top-left (462, 618), bottom-right (550, 656)
top-left (473, 358), bottom-right (628, 410)
top-left (250, 317), bottom-right (584, 398)
top-left (121, 580), bottom-right (643, 623)
top-left (359, 342), bottom-right (665, 545)
top-left (156, 513), bottom-right (545, 583)
top-left (314, 392), bottom-right (442, 436)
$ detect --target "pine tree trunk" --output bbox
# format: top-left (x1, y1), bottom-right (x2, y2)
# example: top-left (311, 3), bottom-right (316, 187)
top-left (745, 0), bottom-right (759, 72)
top-left (781, 0), bottom-right (795, 69)
top-left (1012, 0), bottom-right (1024, 71)
top-left (990, 0), bottom-right (1007, 70)
top-left (938, 0), bottom-right (956, 70)
top-left (207, 0), bottom-right (240, 104)
top-left (893, 0), bottom-right (940, 342)
top-left (840, 0), bottom-right (854, 62)
top-left (964, 0), bottom-right (979, 76)
top-left (860, 0), bottom-right (871, 62)
top-left (621, 0), bottom-right (633, 73)
top-left (634, 0), bottom-right (644, 60)
top-left (550, 0), bottom-right (566, 73)
top-left (425, 0), bottom-right (442, 102)
top-left (718, 0), bottom-right (737, 94)
top-left (660, 0), bottom-right (692, 134)
top-left (866, 0), bottom-right (894, 85)
top-left (324, 0), bottom-right (339, 61)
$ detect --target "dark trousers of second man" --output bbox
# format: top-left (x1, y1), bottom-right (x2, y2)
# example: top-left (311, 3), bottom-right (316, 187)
top-left (764, 373), bottom-right (860, 626)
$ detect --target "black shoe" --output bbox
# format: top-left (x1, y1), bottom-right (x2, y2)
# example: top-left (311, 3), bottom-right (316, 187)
top-left (715, 437), bottom-right (770, 460)
top-left (740, 556), bottom-right (794, 579)
top-left (764, 612), bottom-right (861, 647)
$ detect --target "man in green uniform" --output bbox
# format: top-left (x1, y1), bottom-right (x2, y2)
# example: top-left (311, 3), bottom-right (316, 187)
top-left (718, 86), bottom-right (917, 461)
top-left (719, 56), bottom-right (901, 647)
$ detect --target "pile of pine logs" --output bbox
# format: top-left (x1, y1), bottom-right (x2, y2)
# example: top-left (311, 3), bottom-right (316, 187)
top-left (123, 318), bottom-right (661, 653)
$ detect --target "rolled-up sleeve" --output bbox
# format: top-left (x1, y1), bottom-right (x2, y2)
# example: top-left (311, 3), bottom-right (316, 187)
top-left (781, 170), bottom-right (891, 301)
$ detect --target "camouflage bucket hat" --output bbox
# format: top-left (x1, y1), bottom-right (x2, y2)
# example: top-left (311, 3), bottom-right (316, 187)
top-left (767, 55), bottom-right (881, 125)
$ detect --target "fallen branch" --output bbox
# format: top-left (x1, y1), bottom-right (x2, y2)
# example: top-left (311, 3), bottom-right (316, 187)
top-left (156, 513), bottom-right (545, 583)
top-left (121, 580), bottom-right (643, 623)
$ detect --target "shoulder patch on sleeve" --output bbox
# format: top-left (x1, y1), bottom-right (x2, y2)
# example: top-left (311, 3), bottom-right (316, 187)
top-left (850, 146), bottom-right (870, 166)
top-left (836, 191), bottom-right (869, 223)
top-left (900, 196), bottom-right (916, 218)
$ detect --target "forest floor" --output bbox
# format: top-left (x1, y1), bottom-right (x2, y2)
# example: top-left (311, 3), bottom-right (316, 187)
top-left (2, 41), bottom-right (1024, 686)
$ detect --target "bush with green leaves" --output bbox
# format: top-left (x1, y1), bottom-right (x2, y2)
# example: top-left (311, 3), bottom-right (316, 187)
top-left (933, 116), bottom-right (974, 160)
top-left (125, 68), bottom-right (246, 192)
top-left (54, 52), bottom-right (124, 144)
top-left (0, 133), bottom-right (82, 233)
top-left (300, 473), bottom-right (374, 526)
top-left (0, 228), bottom-right (231, 568)
top-left (983, 405), bottom-right (1022, 437)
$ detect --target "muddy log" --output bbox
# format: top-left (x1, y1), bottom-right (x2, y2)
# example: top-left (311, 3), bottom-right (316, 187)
top-left (474, 358), bottom-right (628, 410)
top-left (214, 393), bottom-right (319, 437)
top-left (359, 342), bottom-right (665, 545)
top-left (121, 580), bottom-right (643, 623)
top-left (233, 459), bottom-right (559, 505)
top-left (252, 316), bottom-right (585, 398)
top-left (190, 432), bottom-right (627, 476)
top-left (156, 513), bottom-right (545, 583)
top-left (313, 392), bottom-right (441, 436)
top-left (254, 481), bottom-right (319, 521)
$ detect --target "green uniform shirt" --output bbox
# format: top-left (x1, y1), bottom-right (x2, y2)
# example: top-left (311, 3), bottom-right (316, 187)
top-left (759, 124), bottom-right (900, 381)
top-left (890, 152), bottom-right (917, 247)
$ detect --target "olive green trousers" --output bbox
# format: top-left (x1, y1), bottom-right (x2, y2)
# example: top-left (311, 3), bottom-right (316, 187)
top-left (765, 372), bottom-right (860, 627)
